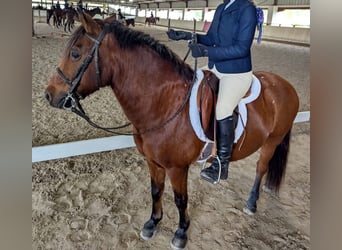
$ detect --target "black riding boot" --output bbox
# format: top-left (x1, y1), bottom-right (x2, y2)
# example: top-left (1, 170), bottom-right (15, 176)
top-left (200, 115), bottom-right (234, 184)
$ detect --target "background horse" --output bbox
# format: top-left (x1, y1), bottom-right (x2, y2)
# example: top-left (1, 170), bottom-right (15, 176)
top-left (44, 11), bottom-right (299, 250)
top-left (103, 13), bottom-right (134, 27)
top-left (46, 7), bottom-right (65, 28)
top-left (46, 8), bottom-right (54, 25)
top-left (84, 7), bottom-right (101, 17)
top-left (53, 8), bottom-right (66, 28)
top-left (64, 8), bottom-right (77, 32)
top-left (145, 16), bottom-right (159, 26)
top-left (125, 18), bottom-right (135, 27)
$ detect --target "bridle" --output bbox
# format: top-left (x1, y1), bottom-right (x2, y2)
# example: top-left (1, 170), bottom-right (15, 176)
top-left (56, 23), bottom-right (133, 134)
top-left (55, 22), bottom-right (196, 136)
top-left (56, 23), bottom-right (109, 117)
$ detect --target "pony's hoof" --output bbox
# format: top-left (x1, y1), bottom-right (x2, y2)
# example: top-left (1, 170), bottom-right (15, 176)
top-left (140, 219), bottom-right (157, 240)
top-left (243, 206), bottom-right (256, 216)
top-left (262, 184), bottom-right (273, 194)
top-left (170, 229), bottom-right (187, 250)
top-left (140, 229), bottom-right (156, 240)
top-left (170, 238), bottom-right (187, 250)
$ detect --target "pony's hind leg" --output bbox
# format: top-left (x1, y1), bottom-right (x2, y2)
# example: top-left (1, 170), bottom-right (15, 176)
top-left (167, 167), bottom-right (190, 250)
top-left (67, 22), bottom-right (72, 33)
top-left (140, 160), bottom-right (165, 240)
top-left (244, 131), bottom-right (291, 215)
top-left (243, 164), bottom-right (268, 215)
top-left (244, 138), bottom-right (283, 215)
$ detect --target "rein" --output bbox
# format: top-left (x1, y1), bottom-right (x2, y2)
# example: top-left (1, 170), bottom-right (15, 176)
top-left (56, 23), bottom-right (198, 136)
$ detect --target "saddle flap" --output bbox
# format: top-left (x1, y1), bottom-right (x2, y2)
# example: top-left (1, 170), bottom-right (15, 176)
top-left (197, 70), bottom-right (219, 141)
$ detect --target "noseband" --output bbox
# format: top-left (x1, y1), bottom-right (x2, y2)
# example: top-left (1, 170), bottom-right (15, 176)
top-left (56, 23), bottom-right (109, 116)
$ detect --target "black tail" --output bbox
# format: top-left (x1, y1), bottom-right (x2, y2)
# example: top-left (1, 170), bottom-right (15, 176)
top-left (265, 129), bottom-right (291, 193)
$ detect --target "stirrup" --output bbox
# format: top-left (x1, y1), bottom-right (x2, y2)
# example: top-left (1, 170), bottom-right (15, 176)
top-left (201, 155), bottom-right (222, 185)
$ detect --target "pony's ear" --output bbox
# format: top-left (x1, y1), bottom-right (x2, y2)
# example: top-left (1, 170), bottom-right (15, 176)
top-left (104, 13), bottom-right (117, 24)
top-left (76, 8), bottom-right (100, 35)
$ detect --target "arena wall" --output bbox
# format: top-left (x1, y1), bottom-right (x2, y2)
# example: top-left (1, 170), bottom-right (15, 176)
top-left (136, 16), bottom-right (310, 45)
top-left (33, 9), bottom-right (310, 45)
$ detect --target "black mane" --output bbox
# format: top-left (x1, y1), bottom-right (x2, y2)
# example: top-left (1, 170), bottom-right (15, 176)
top-left (65, 20), bottom-right (194, 82)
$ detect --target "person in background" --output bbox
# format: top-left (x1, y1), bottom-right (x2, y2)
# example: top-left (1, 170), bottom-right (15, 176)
top-left (118, 8), bottom-right (125, 21)
top-left (64, 0), bottom-right (69, 9)
top-left (167, 0), bottom-right (257, 184)
top-left (77, 0), bottom-right (83, 9)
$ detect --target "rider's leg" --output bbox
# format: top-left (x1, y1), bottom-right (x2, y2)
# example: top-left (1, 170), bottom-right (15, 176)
top-left (200, 67), bottom-right (252, 184)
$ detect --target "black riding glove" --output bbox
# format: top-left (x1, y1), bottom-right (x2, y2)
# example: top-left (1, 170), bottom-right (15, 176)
top-left (166, 29), bottom-right (192, 41)
top-left (188, 43), bottom-right (208, 58)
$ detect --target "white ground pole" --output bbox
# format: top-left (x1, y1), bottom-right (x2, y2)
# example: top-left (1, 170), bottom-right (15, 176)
top-left (32, 111), bottom-right (310, 163)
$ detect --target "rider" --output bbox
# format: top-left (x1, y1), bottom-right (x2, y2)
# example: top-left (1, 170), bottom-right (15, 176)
top-left (167, 0), bottom-right (257, 184)
top-left (150, 11), bottom-right (154, 18)
top-left (118, 8), bottom-right (125, 20)
top-left (77, 0), bottom-right (83, 9)
top-left (56, 1), bottom-right (61, 9)
top-left (64, 0), bottom-right (69, 9)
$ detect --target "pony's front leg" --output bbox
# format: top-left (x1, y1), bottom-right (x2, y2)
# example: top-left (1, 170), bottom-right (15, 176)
top-left (140, 161), bottom-right (165, 240)
top-left (168, 167), bottom-right (190, 250)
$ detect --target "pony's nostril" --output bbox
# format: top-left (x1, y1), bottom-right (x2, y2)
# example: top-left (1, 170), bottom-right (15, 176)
top-left (45, 91), bottom-right (51, 102)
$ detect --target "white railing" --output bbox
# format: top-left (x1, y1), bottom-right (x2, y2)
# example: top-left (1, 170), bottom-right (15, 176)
top-left (32, 111), bottom-right (310, 163)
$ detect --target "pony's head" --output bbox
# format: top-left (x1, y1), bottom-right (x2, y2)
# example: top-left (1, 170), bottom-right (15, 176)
top-left (45, 8), bottom-right (193, 113)
top-left (45, 9), bottom-right (116, 111)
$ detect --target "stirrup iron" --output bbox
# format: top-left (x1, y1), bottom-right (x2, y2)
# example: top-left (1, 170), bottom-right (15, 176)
top-left (201, 155), bottom-right (222, 185)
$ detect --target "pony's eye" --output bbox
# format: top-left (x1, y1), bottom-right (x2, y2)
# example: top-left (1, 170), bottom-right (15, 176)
top-left (70, 49), bottom-right (81, 61)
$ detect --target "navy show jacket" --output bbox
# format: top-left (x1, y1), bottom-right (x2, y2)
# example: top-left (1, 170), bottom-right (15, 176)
top-left (197, 0), bottom-right (257, 73)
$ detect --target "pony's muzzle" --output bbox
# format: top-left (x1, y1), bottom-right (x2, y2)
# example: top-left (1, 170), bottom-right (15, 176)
top-left (44, 88), bottom-right (68, 109)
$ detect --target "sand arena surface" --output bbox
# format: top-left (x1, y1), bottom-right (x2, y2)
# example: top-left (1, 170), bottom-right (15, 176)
top-left (32, 20), bottom-right (310, 249)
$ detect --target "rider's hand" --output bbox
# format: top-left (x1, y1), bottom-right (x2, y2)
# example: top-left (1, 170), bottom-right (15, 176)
top-left (166, 29), bottom-right (192, 41)
top-left (188, 43), bottom-right (208, 58)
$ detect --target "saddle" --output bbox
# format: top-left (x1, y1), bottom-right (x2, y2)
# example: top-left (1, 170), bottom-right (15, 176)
top-left (196, 70), bottom-right (255, 141)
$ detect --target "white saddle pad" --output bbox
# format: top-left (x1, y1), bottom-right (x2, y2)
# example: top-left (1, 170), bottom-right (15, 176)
top-left (189, 70), bottom-right (261, 143)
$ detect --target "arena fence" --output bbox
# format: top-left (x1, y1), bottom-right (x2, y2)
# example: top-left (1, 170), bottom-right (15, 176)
top-left (32, 111), bottom-right (310, 163)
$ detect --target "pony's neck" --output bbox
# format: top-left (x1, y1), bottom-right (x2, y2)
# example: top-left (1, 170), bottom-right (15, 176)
top-left (104, 44), bottom-right (190, 130)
